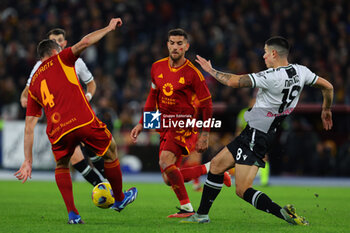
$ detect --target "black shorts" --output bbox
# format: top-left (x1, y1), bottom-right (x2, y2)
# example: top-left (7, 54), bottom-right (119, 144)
top-left (227, 126), bottom-right (275, 168)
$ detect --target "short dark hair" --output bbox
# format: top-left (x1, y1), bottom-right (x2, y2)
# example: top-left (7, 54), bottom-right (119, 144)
top-left (46, 28), bottom-right (66, 39)
top-left (168, 28), bottom-right (188, 41)
top-left (265, 36), bottom-right (290, 57)
top-left (37, 39), bottom-right (61, 58)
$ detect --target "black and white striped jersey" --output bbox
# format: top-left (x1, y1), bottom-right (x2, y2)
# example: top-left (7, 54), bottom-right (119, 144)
top-left (245, 64), bottom-right (318, 133)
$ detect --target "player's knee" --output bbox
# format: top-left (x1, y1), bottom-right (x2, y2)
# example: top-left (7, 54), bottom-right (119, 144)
top-left (108, 138), bottom-right (117, 156)
top-left (56, 156), bottom-right (70, 168)
top-left (159, 159), bottom-right (170, 171)
top-left (103, 151), bottom-right (115, 162)
top-left (103, 138), bottom-right (117, 161)
top-left (159, 152), bottom-right (175, 169)
top-left (70, 148), bottom-right (84, 164)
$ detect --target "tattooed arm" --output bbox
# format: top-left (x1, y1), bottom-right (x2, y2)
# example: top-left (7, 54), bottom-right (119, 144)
top-left (212, 70), bottom-right (252, 88)
top-left (195, 55), bottom-right (252, 88)
top-left (312, 76), bottom-right (333, 130)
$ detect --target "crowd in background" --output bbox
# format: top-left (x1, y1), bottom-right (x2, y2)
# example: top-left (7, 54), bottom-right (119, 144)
top-left (0, 0), bottom-right (349, 176)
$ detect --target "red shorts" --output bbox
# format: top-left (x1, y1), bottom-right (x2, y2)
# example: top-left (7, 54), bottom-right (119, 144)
top-left (159, 129), bottom-right (198, 172)
top-left (52, 118), bottom-right (112, 161)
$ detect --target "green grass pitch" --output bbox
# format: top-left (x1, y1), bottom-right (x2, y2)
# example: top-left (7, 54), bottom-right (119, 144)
top-left (0, 180), bottom-right (349, 233)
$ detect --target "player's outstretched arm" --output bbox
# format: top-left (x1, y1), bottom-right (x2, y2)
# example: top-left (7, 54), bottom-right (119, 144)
top-left (14, 116), bottom-right (39, 183)
top-left (196, 131), bottom-right (209, 153)
top-left (85, 80), bottom-right (96, 101)
top-left (131, 84), bottom-right (158, 143)
top-left (195, 55), bottom-right (252, 88)
top-left (313, 77), bottom-right (334, 130)
top-left (20, 86), bottom-right (29, 108)
top-left (130, 123), bottom-right (143, 143)
top-left (72, 18), bottom-right (123, 57)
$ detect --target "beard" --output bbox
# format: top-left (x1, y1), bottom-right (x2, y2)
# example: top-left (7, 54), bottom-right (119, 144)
top-left (169, 53), bottom-right (182, 61)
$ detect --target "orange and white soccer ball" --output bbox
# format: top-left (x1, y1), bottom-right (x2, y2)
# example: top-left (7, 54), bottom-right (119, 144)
top-left (92, 182), bottom-right (115, 208)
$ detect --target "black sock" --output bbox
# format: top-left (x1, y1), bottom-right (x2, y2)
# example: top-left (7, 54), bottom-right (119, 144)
top-left (243, 188), bottom-right (284, 219)
top-left (197, 172), bottom-right (224, 215)
top-left (90, 156), bottom-right (105, 178)
top-left (73, 159), bottom-right (102, 186)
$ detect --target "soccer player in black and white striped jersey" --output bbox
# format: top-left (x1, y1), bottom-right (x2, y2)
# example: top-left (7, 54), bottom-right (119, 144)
top-left (182, 36), bottom-right (333, 225)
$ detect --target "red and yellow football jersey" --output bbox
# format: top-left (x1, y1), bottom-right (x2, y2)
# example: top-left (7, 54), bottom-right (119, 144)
top-left (26, 47), bottom-right (96, 144)
top-left (150, 57), bottom-right (211, 116)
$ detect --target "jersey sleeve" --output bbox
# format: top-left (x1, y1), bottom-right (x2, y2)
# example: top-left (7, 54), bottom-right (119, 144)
top-left (144, 66), bottom-right (158, 111)
top-left (59, 47), bottom-right (78, 67)
top-left (248, 69), bottom-right (271, 89)
top-left (300, 65), bottom-right (318, 86)
top-left (75, 58), bottom-right (93, 84)
top-left (26, 90), bottom-right (42, 117)
top-left (191, 68), bottom-right (211, 102)
top-left (26, 61), bottom-right (42, 86)
top-left (150, 64), bottom-right (158, 90)
top-left (138, 64), bottom-right (159, 124)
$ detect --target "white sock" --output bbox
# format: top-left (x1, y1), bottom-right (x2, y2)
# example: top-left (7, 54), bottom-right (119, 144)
top-left (204, 162), bottom-right (211, 173)
top-left (181, 203), bottom-right (194, 212)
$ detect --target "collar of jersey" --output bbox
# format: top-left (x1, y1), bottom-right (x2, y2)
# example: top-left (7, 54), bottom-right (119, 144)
top-left (276, 64), bottom-right (292, 71)
top-left (168, 58), bottom-right (189, 72)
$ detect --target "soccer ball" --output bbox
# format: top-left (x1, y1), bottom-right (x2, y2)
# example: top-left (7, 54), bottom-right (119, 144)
top-left (91, 182), bottom-right (115, 208)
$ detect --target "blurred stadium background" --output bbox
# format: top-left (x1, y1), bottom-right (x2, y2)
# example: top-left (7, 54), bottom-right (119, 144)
top-left (0, 0), bottom-right (349, 178)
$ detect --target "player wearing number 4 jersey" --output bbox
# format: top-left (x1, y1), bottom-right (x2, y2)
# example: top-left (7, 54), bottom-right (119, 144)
top-left (182, 36), bottom-right (333, 225)
top-left (15, 18), bottom-right (138, 224)
top-left (20, 28), bottom-right (105, 187)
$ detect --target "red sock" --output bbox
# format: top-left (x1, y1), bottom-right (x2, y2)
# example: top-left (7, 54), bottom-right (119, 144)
top-left (104, 159), bottom-right (124, 202)
top-left (193, 177), bottom-right (200, 185)
top-left (55, 168), bottom-right (79, 214)
top-left (180, 164), bottom-right (206, 182)
top-left (164, 164), bottom-right (190, 205)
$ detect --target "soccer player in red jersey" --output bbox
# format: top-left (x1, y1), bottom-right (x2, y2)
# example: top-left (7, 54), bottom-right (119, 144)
top-left (20, 28), bottom-right (105, 187)
top-left (131, 29), bottom-right (230, 218)
top-left (14, 18), bottom-right (138, 224)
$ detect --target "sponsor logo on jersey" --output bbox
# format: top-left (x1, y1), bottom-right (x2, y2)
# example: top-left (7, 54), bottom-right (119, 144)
top-left (162, 83), bottom-right (174, 96)
top-left (51, 112), bottom-right (61, 123)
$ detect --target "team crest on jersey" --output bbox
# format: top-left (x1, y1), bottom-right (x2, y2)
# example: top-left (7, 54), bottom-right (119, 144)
top-left (163, 83), bottom-right (174, 96)
top-left (158, 73), bottom-right (163, 78)
top-left (178, 77), bottom-right (185, 84)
